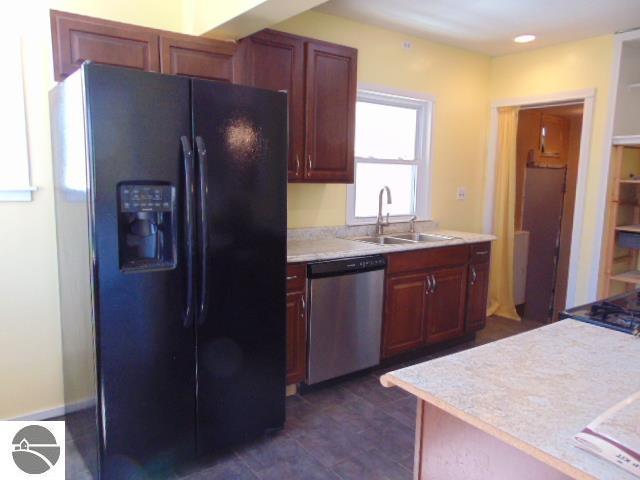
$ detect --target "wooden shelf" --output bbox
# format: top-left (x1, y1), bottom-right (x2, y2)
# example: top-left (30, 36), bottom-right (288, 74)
top-left (616, 224), bottom-right (640, 233)
top-left (601, 143), bottom-right (640, 296)
top-left (611, 270), bottom-right (640, 284)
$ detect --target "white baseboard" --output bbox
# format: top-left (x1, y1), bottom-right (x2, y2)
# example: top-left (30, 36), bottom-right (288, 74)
top-left (8, 398), bottom-right (94, 421)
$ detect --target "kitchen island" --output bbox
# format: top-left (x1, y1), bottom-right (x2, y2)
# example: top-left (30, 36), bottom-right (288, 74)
top-left (381, 320), bottom-right (640, 480)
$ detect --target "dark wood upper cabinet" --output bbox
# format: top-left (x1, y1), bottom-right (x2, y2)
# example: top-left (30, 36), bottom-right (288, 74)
top-left (425, 266), bottom-right (467, 344)
top-left (159, 33), bottom-right (237, 82)
top-left (238, 30), bottom-right (357, 183)
top-left (382, 273), bottom-right (427, 359)
top-left (304, 41), bottom-right (357, 183)
top-left (50, 10), bottom-right (160, 81)
top-left (50, 13), bottom-right (358, 183)
top-left (238, 30), bottom-right (305, 181)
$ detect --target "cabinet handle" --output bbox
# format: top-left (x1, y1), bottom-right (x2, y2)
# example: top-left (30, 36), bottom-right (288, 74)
top-left (307, 154), bottom-right (312, 172)
top-left (286, 275), bottom-right (298, 281)
top-left (431, 275), bottom-right (437, 293)
top-left (426, 275), bottom-right (433, 295)
top-left (300, 296), bottom-right (306, 319)
top-left (295, 155), bottom-right (301, 176)
top-left (470, 266), bottom-right (477, 285)
top-left (475, 250), bottom-right (489, 256)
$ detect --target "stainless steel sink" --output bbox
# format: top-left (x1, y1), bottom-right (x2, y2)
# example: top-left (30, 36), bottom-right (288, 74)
top-left (387, 233), bottom-right (455, 243)
top-left (351, 236), bottom-right (413, 245)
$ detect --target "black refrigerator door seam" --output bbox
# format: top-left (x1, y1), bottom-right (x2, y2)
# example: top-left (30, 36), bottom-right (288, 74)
top-left (195, 136), bottom-right (209, 326)
top-left (181, 135), bottom-right (196, 328)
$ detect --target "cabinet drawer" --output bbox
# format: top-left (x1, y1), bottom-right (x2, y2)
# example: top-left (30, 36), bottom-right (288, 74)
top-left (387, 246), bottom-right (469, 275)
top-left (470, 243), bottom-right (491, 264)
top-left (286, 264), bottom-right (306, 291)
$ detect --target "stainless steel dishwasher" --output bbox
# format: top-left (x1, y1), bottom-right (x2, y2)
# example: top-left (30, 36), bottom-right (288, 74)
top-left (306, 255), bottom-right (386, 385)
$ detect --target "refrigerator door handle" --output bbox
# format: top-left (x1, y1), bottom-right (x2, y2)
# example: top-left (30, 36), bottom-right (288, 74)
top-left (181, 135), bottom-right (195, 328)
top-left (195, 136), bottom-right (209, 325)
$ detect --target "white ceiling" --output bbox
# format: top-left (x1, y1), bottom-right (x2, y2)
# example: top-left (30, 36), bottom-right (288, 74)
top-left (315, 0), bottom-right (640, 55)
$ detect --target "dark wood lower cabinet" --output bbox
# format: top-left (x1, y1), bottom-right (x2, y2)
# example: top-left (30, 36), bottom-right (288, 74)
top-left (425, 266), bottom-right (467, 344)
top-left (286, 290), bottom-right (307, 385)
top-left (286, 264), bottom-right (307, 385)
top-left (466, 258), bottom-right (491, 332)
top-left (382, 273), bottom-right (427, 358)
top-left (382, 244), bottom-right (491, 359)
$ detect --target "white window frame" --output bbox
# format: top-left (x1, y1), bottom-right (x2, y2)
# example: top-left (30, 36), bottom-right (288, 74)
top-left (0, 32), bottom-right (36, 202)
top-left (347, 85), bottom-right (434, 225)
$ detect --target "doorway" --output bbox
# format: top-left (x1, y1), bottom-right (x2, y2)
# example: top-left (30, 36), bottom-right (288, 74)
top-left (515, 104), bottom-right (584, 322)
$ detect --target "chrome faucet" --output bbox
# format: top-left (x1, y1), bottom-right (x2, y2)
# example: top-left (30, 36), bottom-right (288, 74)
top-left (376, 186), bottom-right (392, 235)
top-left (408, 215), bottom-right (417, 233)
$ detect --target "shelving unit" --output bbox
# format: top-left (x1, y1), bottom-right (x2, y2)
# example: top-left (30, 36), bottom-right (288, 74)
top-left (598, 31), bottom-right (640, 297)
top-left (601, 142), bottom-right (640, 296)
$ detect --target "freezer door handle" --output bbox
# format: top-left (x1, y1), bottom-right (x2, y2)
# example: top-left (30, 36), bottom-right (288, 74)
top-left (195, 136), bottom-right (209, 325)
top-left (181, 135), bottom-right (195, 327)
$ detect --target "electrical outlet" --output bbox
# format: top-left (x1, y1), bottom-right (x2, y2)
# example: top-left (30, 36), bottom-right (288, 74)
top-left (456, 187), bottom-right (466, 200)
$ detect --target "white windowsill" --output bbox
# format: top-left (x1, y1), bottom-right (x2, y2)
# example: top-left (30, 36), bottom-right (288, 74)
top-left (0, 186), bottom-right (38, 202)
top-left (347, 215), bottom-right (429, 226)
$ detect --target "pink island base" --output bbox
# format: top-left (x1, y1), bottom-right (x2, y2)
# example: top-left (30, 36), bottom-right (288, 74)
top-left (412, 400), bottom-right (571, 480)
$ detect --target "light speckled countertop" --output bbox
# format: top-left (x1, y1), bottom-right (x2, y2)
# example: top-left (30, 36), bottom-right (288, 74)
top-left (381, 320), bottom-right (640, 480)
top-left (287, 229), bottom-right (495, 263)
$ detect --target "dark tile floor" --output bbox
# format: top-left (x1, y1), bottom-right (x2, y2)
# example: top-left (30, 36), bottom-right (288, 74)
top-left (64, 316), bottom-right (541, 479)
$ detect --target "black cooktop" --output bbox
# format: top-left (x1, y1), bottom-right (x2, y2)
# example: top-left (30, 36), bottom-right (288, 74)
top-left (562, 290), bottom-right (640, 335)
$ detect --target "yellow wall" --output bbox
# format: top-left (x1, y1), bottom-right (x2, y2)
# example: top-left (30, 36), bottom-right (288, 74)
top-left (0, 0), bottom-right (186, 420)
top-left (276, 12), bottom-right (491, 231)
top-left (489, 35), bottom-right (615, 304)
top-left (184, 0), bottom-right (265, 35)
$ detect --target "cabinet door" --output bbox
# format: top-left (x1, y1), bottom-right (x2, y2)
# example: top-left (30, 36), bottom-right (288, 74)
top-left (286, 291), bottom-right (307, 384)
top-left (304, 41), bottom-right (357, 183)
top-left (425, 266), bottom-right (467, 344)
top-left (466, 261), bottom-right (490, 332)
top-left (160, 34), bottom-right (237, 82)
top-left (239, 31), bottom-right (305, 181)
top-left (382, 273), bottom-right (427, 358)
top-left (50, 10), bottom-right (160, 81)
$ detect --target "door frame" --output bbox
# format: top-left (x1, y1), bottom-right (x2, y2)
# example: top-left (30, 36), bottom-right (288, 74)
top-left (483, 88), bottom-right (595, 309)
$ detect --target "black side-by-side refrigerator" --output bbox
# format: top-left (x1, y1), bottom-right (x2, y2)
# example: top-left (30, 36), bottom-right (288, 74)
top-left (50, 63), bottom-right (287, 479)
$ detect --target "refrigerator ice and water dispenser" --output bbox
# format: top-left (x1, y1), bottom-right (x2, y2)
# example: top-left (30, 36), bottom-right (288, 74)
top-left (117, 183), bottom-right (177, 272)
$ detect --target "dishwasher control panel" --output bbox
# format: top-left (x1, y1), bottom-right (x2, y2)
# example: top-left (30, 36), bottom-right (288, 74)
top-left (308, 255), bottom-right (386, 278)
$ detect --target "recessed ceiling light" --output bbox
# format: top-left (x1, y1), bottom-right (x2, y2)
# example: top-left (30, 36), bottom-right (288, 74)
top-left (514, 34), bottom-right (536, 44)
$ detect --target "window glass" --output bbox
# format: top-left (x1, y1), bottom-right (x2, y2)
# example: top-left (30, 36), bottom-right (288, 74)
top-left (355, 101), bottom-right (417, 160)
top-left (354, 163), bottom-right (415, 217)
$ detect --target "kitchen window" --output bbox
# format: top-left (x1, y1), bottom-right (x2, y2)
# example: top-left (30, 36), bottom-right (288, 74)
top-left (347, 88), bottom-right (433, 225)
top-left (0, 33), bottom-right (35, 201)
